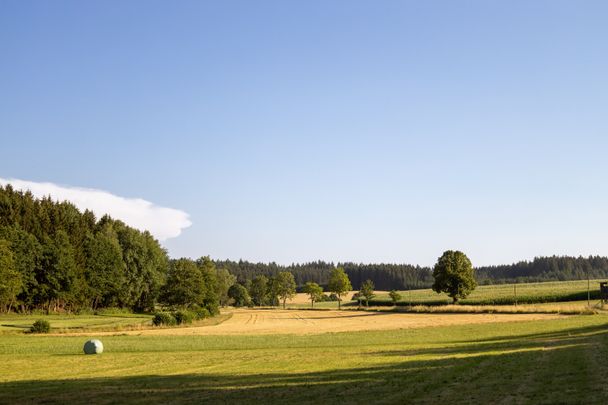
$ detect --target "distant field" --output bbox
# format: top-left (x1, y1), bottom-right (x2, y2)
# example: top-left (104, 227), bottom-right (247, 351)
top-left (1, 314), bottom-right (608, 404)
top-left (0, 314), bottom-right (152, 334)
top-left (371, 279), bottom-right (604, 306)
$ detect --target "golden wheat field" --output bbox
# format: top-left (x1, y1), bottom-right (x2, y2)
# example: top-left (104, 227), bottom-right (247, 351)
top-left (54, 308), bottom-right (563, 337)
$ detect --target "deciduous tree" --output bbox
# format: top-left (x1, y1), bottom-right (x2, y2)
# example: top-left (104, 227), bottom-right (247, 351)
top-left (276, 271), bottom-right (296, 309)
top-left (249, 275), bottom-right (268, 306)
top-left (432, 250), bottom-right (476, 303)
top-left (388, 290), bottom-right (401, 306)
top-left (328, 267), bottom-right (352, 309)
top-left (0, 239), bottom-right (21, 312)
top-left (303, 282), bottom-right (323, 308)
top-left (359, 279), bottom-right (375, 307)
top-left (228, 283), bottom-right (251, 307)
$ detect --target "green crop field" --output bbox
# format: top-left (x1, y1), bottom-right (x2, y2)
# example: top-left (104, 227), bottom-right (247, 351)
top-left (1, 314), bottom-right (608, 404)
top-left (371, 279), bottom-right (605, 306)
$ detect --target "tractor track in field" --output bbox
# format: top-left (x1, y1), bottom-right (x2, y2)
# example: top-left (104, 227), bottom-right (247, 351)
top-left (53, 309), bottom-right (566, 337)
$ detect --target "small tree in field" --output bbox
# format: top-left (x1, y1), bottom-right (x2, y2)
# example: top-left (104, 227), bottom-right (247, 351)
top-left (389, 290), bottom-right (401, 306)
top-left (359, 279), bottom-right (375, 307)
top-left (432, 250), bottom-right (476, 303)
top-left (328, 267), bottom-right (352, 309)
top-left (303, 282), bottom-right (323, 308)
top-left (276, 271), bottom-right (296, 309)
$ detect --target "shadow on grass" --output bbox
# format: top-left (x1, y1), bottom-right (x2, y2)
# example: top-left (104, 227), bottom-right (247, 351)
top-left (3, 322), bottom-right (608, 404)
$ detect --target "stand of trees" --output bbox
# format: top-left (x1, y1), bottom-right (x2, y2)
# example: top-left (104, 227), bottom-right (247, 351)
top-left (215, 259), bottom-right (432, 291)
top-left (5, 184), bottom-right (608, 315)
top-left (0, 185), bottom-right (220, 315)
top-left (475, 256), bottom-right (608, 284)
top-left (216, 256), bottom-right (608, 292)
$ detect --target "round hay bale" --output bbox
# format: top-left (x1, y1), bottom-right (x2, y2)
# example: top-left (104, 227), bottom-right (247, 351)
top-left (83, 339), bottom-right (104, 355)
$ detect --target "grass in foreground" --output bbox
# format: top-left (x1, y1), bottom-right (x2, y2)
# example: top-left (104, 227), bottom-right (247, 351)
top-left (1, 314), bottom-right (608, 404)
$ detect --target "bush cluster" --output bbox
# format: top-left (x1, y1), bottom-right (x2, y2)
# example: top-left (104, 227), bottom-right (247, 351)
top-left (173, 310), bottom-right (194, 325)
top-left (305, 293), bottom-right (338, 303)
top-left (153, 307), bottom-right (214, 327)
top-left (152, 312), bottom-right (177, 326)
top-left (30, 319), bottom-right (51, 333)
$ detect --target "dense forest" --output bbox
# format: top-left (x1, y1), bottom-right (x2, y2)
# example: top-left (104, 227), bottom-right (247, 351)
top-left (0, 185), bottom-right (219, 315)
top-left (475, 256), bottom-right (608, 284)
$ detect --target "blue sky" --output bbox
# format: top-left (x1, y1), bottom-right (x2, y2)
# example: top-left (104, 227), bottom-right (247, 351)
top-left (1, 1), bottom-right (608, 266)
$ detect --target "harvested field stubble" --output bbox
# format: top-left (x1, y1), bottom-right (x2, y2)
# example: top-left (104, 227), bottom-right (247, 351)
top-left (54, 309), bottom-right (564, 336)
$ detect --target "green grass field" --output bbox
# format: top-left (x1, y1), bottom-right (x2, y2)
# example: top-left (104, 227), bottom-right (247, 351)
top-left (371, 279), bottom-right (604, 306)
top-left (1, 314), bottom-right (608, 404)
top-left (0, 313), bottom-right (152, 334)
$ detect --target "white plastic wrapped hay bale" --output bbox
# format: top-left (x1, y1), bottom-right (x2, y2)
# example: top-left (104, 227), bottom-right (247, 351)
top-left (83, 339), bottom-right (104, 355)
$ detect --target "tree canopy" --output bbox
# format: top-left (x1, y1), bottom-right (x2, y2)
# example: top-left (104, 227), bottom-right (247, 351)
top-left (328, 267), bottom-right (352, 309)
top-left (358, 279), bottom-right (375, 307)
top-left (0, 185), bottom-right (219, 315)
top-left (275, 271), bottom-right (296, 309)
top-left (303, 282), bottom-right (323, 308)
top-left (432, 250), bottom-right (476, 303)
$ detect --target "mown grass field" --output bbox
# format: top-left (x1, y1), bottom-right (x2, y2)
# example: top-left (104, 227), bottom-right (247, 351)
top-left (371, 279), bottom-right (604, 306)
top-left (0, 313), bottom-right (152, 334)
top-left (1, 314), bottom-right (608, 404)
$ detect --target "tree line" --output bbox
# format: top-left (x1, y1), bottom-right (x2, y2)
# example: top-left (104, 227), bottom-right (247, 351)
top-left (3, 184), bottom-right (608, 314)
top-left (0, 185), bottom-right (220, 315)
top-left (215, 259), bottom-right (433, 291)
top-left (226, 267), bottom-right (354, 309)
top-left (475, 256), bottom-right (608, 284)
top-left (216, 255), bottom-right (608, 291)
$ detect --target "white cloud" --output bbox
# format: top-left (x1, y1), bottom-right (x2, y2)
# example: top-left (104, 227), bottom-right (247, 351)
top-left (0, 178), bottom-right (191, 241)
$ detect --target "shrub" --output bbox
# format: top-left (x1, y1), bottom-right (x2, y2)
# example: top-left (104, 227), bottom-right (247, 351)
top-left (191, 306), bottom-right (211, 320)
top-left (328, 293), bottom-right (339, 301)
top-left (316, 294), bottom-right (334, 302)
top-left (30, 319), bottom-right (51, 333)
top-left (152, 312), bottom-right (177, 326)
top-left (173, 310), bottom-right (195, 325)
top-left (205, 302), bottom-right (220, 316)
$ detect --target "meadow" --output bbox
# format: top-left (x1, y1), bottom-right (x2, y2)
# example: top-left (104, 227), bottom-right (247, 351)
top-left (2, 279), bottom-right (607, 404)
top-left (1, 314), bottom-right (608, 404)
top-left (371, 279), bottom-right (603, 306)
top-left (0, 313), bottom-right (152, 334)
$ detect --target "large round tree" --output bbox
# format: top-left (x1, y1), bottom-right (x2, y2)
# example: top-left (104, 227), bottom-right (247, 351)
top-left (432, 250), bottom-right (476, 303)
